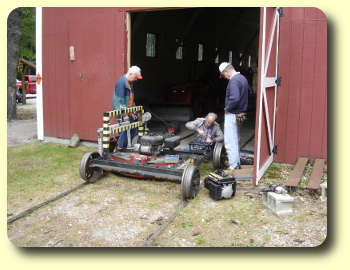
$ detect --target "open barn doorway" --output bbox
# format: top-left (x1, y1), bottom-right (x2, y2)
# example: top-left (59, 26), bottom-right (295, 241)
top-left (128, 7), bottom-right (261, 175)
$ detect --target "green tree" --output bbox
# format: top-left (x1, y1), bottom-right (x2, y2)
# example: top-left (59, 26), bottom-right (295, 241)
top-left (18, 8), bottom-right (36, 73)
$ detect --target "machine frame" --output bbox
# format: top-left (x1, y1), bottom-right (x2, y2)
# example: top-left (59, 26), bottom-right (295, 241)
top-left (79, 106), bottom-right (226, 200)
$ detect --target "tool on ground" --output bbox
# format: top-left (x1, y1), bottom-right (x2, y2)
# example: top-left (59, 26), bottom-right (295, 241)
top-left (260, 184), bottom-right (288, 194)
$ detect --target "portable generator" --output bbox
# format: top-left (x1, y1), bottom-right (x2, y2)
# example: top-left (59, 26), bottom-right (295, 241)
top-left (204, 169), bottom-right (236, 200)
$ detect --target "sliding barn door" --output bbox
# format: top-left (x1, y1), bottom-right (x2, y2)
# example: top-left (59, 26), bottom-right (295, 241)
top-left (253, 7), bottom-right (281, 184)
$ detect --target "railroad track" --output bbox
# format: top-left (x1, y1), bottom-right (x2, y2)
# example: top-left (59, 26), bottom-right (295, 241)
top-left (7, 182), bottom-right (88, 224)
top-left (7, 181), bottom-right (261, 246)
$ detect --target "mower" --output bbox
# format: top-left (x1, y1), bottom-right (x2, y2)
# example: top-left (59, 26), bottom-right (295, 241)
top-left (79, 106), bottom-right (227, 200)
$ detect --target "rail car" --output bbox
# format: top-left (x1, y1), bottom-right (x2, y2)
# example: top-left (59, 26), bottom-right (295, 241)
top-left (79, 106), bottom-right (226, 200)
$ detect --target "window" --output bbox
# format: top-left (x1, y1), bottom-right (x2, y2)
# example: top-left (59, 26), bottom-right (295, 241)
top-left (146, 33), bottom-right (157, 57)
top-left (239, 52), bottom-right (243, 66)
top-left (215, 48), bottom-right (219, 63)
top-left (198, 44), bottom-right (204, 61)
top-left (176, 46), bottom-right (183, 59)
top-left (229, 51), bottom-right (233, 64)
top-left (248, 55), bottom-right (252, 67)
top-left (176, 39), bottom-right (184, 60)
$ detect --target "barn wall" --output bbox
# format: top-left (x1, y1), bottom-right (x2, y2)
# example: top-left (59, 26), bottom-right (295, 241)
top-left (42, 8), bottom-right (71, 139)
top-left (42, 8), bottom-right (131, 141)
top-left (42, 7), bottom-right (260, 141)
top-left (275, 7), bottom-right (327, 164)
top-left (42, 7), bottom-right (328, 164)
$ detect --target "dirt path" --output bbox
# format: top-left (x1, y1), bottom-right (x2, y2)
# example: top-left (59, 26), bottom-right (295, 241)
top-left (7, 97), bottom-right (39, 146)
top-left (7, 119), bottom-right (38, 146)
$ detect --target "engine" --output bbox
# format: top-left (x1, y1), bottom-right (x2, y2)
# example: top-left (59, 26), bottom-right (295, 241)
top-left (133, 134), bottom-right (181, 156)
top-left (133, 134), bottom-right (164, 156)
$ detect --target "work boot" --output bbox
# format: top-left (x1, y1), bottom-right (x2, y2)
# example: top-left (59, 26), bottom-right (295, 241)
top-left (224, 163), bottom-right (241, 174)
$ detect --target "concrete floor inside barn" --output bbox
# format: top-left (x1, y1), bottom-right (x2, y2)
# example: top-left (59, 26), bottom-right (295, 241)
top-left (41, 103), bottom-right (256, 155)
top-left (146, 109), bottom-right (255, 153)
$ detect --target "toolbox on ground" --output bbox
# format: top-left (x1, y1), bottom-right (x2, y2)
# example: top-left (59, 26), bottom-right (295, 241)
top-left (204, 169), bottom-right (236, 200)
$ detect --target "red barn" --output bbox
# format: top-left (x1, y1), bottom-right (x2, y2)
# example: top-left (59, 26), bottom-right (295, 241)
top-left (37, 7), bottom-right (327, 183)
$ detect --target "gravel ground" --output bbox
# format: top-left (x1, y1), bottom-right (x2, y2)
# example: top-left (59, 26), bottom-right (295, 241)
top-left (7, 119), bottom-right (38, 146)
top-left (7, 97), bottom-right (39, 146)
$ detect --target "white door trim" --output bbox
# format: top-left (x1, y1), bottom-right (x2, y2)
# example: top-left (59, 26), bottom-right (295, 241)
top-left (36, 7), bottom-right (43, 140)
top-left (255, 7), bottom-right (280, 184)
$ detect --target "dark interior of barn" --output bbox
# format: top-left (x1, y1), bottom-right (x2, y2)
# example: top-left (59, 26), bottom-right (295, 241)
top-left (130, 7), bottom-right (260, 123)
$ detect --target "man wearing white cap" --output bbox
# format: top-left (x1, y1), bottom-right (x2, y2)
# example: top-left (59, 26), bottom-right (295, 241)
top-left (113, 66), bottom-right (143, 148)
top-left (219, 62), bottom-right (252, 170)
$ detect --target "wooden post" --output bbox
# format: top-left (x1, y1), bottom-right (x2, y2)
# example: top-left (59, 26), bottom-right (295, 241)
top-left (21, 66), bottom-right (28, 104)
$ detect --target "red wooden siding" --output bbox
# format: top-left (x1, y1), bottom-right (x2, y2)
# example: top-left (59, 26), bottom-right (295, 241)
top-left (275, 7), bottom-right (327, 163)
top-left (42, 7), bottom-right (153, 141)
top-left (42, 8), bottom-right (72, 139)
top-left (42, 8), bottom-right (123, 140)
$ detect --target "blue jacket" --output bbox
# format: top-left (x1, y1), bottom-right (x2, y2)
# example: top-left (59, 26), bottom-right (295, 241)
top-left (225, 72), bottom-right (252, 114)
top-left (112, 75), bottom-right (135, 119)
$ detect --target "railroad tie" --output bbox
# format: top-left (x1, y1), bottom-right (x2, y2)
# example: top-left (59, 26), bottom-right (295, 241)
top-left (306, 158), bottom-right (326, 190)
top-left (284, 157), bottom-right (309, 188)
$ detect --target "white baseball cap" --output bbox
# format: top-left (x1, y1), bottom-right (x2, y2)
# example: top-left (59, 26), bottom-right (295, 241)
top-left (219, 62), bottom-right (230, 73)
top-left (128, 66), bottom-right (143, 79)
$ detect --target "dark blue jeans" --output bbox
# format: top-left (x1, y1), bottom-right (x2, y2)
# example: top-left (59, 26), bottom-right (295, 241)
top-left (118, 118), bottom-right (138, 148)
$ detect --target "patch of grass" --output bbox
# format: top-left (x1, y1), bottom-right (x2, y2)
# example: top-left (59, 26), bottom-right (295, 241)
top-left (244, 240), bottom-right (264, 247)
top-left (7, 142), bottom-right (94, 202)
top-left (298, 212), bottom-right (313, 222)
top-left (300, 164), bottom-right (313, 189)
top-left (195, 235), bottom-right (205, 245)
top-left (181, 221), bottom-right (194, 228)
top-left (262, 163), bottom-right (282, 179)
top-left (180, 208), bottom-right (189, 214)
top-left (17, 107), bottom-right (36, 120)
top-left (149, 201), bottom-right (159, 207)
top-left (260, 217), bottom-right (269, 224)
top-left (199, 162), bottom-right (214, 176)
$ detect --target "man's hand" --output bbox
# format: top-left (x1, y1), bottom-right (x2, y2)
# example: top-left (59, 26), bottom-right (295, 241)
top-left (236, 113), bottom-right (247, 123)
top-left (197, 128), bottom-right (206, 136)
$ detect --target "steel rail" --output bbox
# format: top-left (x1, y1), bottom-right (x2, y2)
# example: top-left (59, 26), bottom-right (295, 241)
top-left (7, 182), bottom-right (88, 224)
top-left (142, 187), bottom-right (262, 246)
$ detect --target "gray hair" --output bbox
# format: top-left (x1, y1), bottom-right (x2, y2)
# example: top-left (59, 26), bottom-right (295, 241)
top-left (206, 112), bottom-right (218, 120)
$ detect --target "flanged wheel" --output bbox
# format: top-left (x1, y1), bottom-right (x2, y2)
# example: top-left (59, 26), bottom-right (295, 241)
top-left (181, 164), bottom-right (200, 200)
top-left (213, 142), bottom-right (227, 169)
top-left (79, 151), bottom-right (102, 183)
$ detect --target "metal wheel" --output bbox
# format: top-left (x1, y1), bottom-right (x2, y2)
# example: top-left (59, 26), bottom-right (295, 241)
top-left (79, 151), bottom-right (102, 183)
top-left (213, 142), bottom-right (227, 169)
top-left (181, 164), bottom-right (200, 200)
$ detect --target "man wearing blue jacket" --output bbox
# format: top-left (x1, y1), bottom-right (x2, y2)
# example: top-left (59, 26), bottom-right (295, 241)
top-left (219, 62), bottom-right (252, 170)
top-left (113, 66), bottom-right (143, 148)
